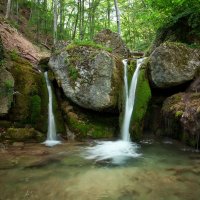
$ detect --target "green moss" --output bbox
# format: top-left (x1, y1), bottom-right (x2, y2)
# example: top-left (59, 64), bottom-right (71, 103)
top-left (175, 110), bottom-right (183, 118)
top-left (66, 109), bottom-right (117, 139)
top-left (30, 95), bottom-right (41, 124)
top-left (6, 128), bottom-right (43, 142)
top-left (66, 40), bottom-right (113, 52)
top-left (68, 65), bottom-right (79, 81)
top-left (130, 69), bottom-right (152, 140)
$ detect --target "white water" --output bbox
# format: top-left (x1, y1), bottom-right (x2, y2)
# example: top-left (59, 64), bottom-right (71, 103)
top-left (121, 58), bottom-right (144, 141)
top-left (84, 59), bottom-right (144, 164)
top-left (43, 72), bottom-right (61, 147)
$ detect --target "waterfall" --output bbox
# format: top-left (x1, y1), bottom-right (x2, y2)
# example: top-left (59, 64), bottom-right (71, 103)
top-left (83, 59), bottom-right (143, 164)
top-left (121, 58), bottom-right (144, 141)
top-left (43, 71), bottom-right (61, 147)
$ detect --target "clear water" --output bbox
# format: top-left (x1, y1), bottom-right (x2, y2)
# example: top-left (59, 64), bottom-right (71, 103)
top-left (0, 139), bottom-right (200, 200)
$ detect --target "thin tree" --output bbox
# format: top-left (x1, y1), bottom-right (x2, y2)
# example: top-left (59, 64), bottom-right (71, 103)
top-left (114, 0), bottom-right (121, 36)
top-left (5, 0), bottom-right (12, 19)
top-left (53, 0), bottom-right (58, 45)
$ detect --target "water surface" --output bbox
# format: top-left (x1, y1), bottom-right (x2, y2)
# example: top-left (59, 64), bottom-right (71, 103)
top-left (0, 139), bottom-right (199, 200)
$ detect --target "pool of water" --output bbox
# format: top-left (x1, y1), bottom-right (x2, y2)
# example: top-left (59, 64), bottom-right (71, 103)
top-left (0, 138), bottom-right (200, 200)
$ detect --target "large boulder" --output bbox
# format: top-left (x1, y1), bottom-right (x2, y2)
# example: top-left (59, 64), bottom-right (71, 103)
top-left (148, 42), bottom-right (200, 88)
top-left (93, 29), bottom-right (130, 58)
top-left (49, 44), bottom-right (123, 112)
top-left (0, 68), bottom-right (14, 116)
top-left (162, 92), bottom-right (200, 147)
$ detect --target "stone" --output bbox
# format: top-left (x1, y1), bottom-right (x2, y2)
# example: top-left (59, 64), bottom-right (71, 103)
top-left (49, 45), bottom-right (123, 112)
top-left (93, 29), bottom-right (130, 58)
top-left (0, 68), bottom-right (14, 116)
top-left (162, 92), bottom-right (200, 147)
top-left (148, 42), bottom-right (200, 88)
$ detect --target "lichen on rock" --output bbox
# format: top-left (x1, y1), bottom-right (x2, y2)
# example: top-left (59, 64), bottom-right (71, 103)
top-left (148, 42), bottom-right (200, 88)
top-left (49, 44), bottom-right (123, 112)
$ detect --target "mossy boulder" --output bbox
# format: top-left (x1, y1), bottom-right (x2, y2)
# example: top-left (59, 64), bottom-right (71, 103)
top-left (93, 29), bottom-right (130, 58)
top-left (62, 100), bottom-right (118, 139)
top-left (148, 42), bottom-right (200, 88)
top-left (49, 44), bottom-right (123, 112)
top-left (6, 55), bottom-right (48, 133)
top-left (162, 92), bottom-right (200, 148)
top-left (5, 128), bottom-right (45, 142)
top-left (0, 68), bottom-right (14, 116)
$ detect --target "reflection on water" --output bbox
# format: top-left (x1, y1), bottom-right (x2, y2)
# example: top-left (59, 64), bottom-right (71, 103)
top-left (0, 139), bottom-right (200, 200)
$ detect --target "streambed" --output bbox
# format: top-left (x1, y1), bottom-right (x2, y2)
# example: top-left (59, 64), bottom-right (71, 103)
top-left (0, 139), bottom-right (200, 200)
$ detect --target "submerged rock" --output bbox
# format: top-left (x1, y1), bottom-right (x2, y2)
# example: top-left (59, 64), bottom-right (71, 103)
top-left (148, 42), bottom-right (200, 88)
top-left (6, 128), bottom-right (44, 142)
top-left (49, 45), bottom-right (123, 112)
top-left (162, 92), bottom-right (200, 147)
top-left (93, 29), bottom-right (130, 58)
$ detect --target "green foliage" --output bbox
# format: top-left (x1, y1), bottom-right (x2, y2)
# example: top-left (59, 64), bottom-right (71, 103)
top-left (30, 95), bottom-right (41, 124)
top-left (66, 40), bottom-right (113, 52)
top-left (9, 50), bottom-right (20, 61)
top-left (68, 65), bottom-right (79, 81)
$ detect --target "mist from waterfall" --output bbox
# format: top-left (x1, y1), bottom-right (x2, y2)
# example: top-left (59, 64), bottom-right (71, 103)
top-left (43, 71), bottom-right (61, 147)
top-left (84, 59), bottom-right (144, 164)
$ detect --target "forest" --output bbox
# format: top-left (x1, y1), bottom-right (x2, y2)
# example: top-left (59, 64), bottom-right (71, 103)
top-left (4, 0), bottom-right (200, 50)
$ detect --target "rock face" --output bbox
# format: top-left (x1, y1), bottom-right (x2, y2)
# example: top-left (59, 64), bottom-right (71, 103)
top-left (148, 42), bottom-right (200, 88)
top-left (93, 29), bottom-right (130, 58)
top-left (162, 92), bottom-right (200, 147)
top-left (0, 68), bottom-right (14, 116)
top-left (49, 45), bottom-right (123, 112)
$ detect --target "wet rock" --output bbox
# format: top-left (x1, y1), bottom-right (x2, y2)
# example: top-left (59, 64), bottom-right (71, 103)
top-left (12, 142), bottom-right (25, 148)
top-left (6, 128), bottom-right (44, 142)
top-left (148, 42), bottom-right (200, 88)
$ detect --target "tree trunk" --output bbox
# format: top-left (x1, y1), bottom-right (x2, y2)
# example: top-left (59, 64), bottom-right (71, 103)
top-left (53, 0), bottom-right (58, 45)
top-left (5, 0), bottom-right (12, 19)
top-left (72, 0), bottom-right (80, 40)
top-left (114, 0), bottom-right (121, 36)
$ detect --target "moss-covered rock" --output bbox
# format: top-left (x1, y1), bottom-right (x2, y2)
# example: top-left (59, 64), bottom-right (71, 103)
top-left (62, 101), bottom-right (118, 140)
top-left (0, 68), bottom-right (14, 116)
top-left (5, 128), bottom-right (45, 142)
top-left (148, 42), bottom-right (200, 88)
top-left (162, 92), bottom-right (200, 148)
top-left (49, 44), bottom-right (123, 112)
top-left (6, 55), bottom-right (48, 133)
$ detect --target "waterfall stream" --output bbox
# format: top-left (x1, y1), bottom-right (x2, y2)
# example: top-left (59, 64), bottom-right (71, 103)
top-left (121, 58), bottom-right (144, 141)
top-left (43, 71), bottom-right (61, 147)
top-left (84, 59), bottom-right (143, 164)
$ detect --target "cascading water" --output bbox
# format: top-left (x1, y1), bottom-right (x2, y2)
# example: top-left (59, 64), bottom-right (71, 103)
top-left (121, 58), bottom-right (145, 141)
top-left (43, 71), bottom-right (61, 147)
top-left (84, 59), bottom-right (144, 164)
